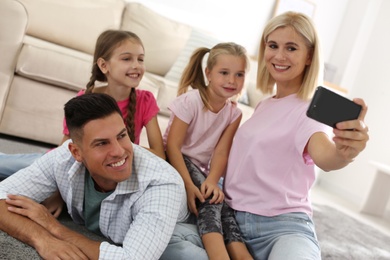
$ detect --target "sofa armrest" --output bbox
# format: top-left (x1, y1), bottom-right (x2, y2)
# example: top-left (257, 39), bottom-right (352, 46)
top-left (0, 0), bottom-right (28, 120)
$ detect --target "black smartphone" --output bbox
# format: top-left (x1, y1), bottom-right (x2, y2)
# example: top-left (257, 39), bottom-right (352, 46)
top-left (306, 86), bottom-right (362, 128)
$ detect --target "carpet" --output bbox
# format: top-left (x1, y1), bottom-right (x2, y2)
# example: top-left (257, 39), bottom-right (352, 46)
top-left (1, 204), bottom-right (389, 259)
top-left (313, 204), bottom-right (390, 259)
top-left (0, 211), bottom-right (108, 260)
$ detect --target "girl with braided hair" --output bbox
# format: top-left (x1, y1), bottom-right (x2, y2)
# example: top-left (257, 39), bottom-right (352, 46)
top-left (0, 29), bottom-right (165, 216)
top-left (61, 29), bottom-right (165, 159)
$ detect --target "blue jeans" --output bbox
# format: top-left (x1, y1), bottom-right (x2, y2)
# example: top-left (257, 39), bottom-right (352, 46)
top-left (0, 152), bottom-right (43, 180)
top-left (235, 211), bottom-right (321, 260)
top-left (160, 222), bottom-right (207, 260)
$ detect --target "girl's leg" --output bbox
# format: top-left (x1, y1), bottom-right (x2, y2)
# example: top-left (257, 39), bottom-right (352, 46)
top-left (198, 200), bottom-right (228, 260)
top-left (221, 203), bottom-right (253, 260)
top-left (183, 156), bottom-right (229, 260)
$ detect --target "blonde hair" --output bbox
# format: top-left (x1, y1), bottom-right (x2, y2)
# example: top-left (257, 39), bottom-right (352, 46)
top-left (85, 30), bottom-right (144, 142)
top-left (178, 42), bottom-right (249, 110)
top-left (257, 11), bottom-right (322, 100)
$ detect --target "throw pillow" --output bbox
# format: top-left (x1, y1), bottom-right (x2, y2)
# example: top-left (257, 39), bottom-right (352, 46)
top-left (121, 3), bottom-right (192, 77)
top-left (165, 28), bottom-right (219, 83)
top-left (156, 80), bottom-right (180, 117)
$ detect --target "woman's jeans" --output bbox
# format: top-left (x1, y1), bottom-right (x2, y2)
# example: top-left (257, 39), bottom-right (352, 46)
top-left (235, 211), bottom-right (321, 260)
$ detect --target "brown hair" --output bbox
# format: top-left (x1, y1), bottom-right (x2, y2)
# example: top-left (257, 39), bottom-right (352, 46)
top-left (85, 30), bottom-right (144, 142)
top-left (178, 42), bottom-right (249, 110)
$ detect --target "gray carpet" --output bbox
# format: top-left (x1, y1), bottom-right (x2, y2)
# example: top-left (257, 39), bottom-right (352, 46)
top-left (313, 204), bottom-right (390, 259)
top-left (1, 135), bottom-right (390, 259)
top-left (0, 211), bottom-right (108, 260)
top-left (1, 203), bottom-right (389, 259)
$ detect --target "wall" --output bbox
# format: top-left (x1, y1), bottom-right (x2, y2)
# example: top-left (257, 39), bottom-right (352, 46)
top-left (135, 0), bottom-right (348, 62)
top-left (316, 0), bottom-right (390, 217)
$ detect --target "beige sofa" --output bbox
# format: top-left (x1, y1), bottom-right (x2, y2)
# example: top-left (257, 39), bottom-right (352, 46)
top-left (0, 0), bottom-right (266, 146)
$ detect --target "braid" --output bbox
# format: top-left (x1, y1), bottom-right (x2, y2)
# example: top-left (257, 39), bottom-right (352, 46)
top-left (85, 62), bottom-right (102, 93)
top-left (126, 88), bottom-right (136, 142)
top-left (86, 29), bottom-right (144, 141)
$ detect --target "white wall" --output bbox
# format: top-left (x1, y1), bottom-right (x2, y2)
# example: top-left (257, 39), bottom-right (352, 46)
top-left (134, 0), bottom-right (348, 61)
top-left (317, 0), bottom-right (390, 216)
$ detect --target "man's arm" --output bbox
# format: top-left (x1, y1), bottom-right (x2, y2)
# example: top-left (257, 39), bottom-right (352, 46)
top-left (6, 180), bottom-right (184, 259)
top-left (0, 199), bottom-right (88, 259)
top-left (4, 194), bottom-right (101, 259)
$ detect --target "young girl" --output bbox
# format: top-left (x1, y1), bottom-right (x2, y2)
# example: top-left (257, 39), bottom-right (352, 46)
top-left (164, 43), bottom-right (253, 260)
top-left (223, 12), bottom-right (369, 259)
top-left (0, 30), bottom-right (165, 181)
top-left (0, 29), bottom-right (166, 216)
top-left (60, 29), bottom-right (165, 159)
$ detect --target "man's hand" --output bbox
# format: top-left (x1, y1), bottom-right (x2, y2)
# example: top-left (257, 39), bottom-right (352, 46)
top-left (1, 197), bottom-right (88, 259)
top-left (41, 190), bottom-right (64, 218)
top-left (35, 236), bottom-right (88, 260)
top-left (6, 194), bottom-right (59, 233)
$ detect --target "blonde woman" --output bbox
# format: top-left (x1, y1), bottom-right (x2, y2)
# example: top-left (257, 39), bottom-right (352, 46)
top-left (224, 12), bottom-right (369, 259)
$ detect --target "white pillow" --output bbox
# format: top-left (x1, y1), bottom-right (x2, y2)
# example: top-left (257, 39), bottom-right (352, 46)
top-left (165, 28), bottom-right (220, 83)
top-left (137, 73), bottom-right (165, 99)
top-left (121, 3), bottom-right (192, 77)
top-left (156, 79), bottom-right (179, 117)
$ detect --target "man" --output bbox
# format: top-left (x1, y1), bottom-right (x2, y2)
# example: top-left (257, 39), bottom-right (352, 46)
top-left (0, 93), bottom-right (198, 259)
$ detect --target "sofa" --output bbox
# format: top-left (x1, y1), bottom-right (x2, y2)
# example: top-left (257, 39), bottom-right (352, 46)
top-left (0, 0), bottom-right (266, 147)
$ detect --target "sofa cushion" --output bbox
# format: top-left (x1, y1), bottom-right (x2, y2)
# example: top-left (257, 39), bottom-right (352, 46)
top-left (121, 2), bottom-right (192, 77)
top-left (155, 79), bottom-right (179, 117)
top-left (18, 0), bottom-right (125, 54)
top-left (0, 76), bottom-right (76, 145)
top-left (16, 36), bottom-right (92, 91)
top-left (138, 73), bottom-right (164, 99)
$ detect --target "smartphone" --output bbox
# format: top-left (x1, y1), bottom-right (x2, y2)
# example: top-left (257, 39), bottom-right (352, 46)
top-left (306, 86), bottom-right (362, 128)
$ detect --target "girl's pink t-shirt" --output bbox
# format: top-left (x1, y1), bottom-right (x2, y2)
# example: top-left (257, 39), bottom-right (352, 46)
top-left (163, 89), bottom-right (242, 175)
top-left (63, 89), bottom-right (159, 145)
top-left (224, 94), bottom-right (331, 217)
